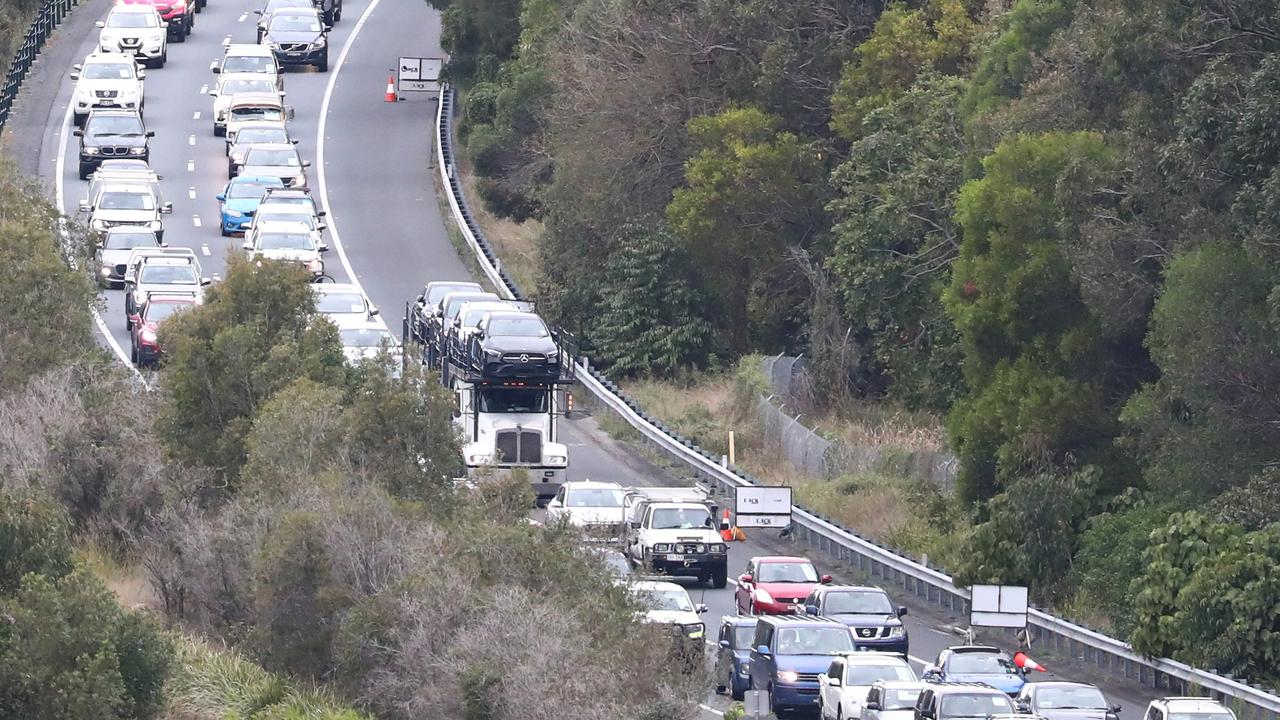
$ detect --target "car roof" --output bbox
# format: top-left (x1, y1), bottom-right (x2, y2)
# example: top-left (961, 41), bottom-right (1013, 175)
top-left (230, 93), bottom-right (286, 106)
top-left (1160, 699), bottom-right (1233, 712)
top-left (759, 614), bottom-right (847, 627)
top-left (255, 220), bottom-right (313, 232)
top-left (631, 580), bottom-right (686, 593)
top-left (313, 282), bottom-right (361, 295)
top-left (87, 109), bottom-right (142, 119)
top-left (263, 188), bottom-right (311, 197)
top-left (1029, 682), bottom-right (1099, 691)
top-left (84, 52), bottom-right (138, 63)
top-left (721, 615), bottom-right (759, 626)
top-left (99, 183), bottom-right (156, 194)
top-left (874, 680), bottom-right (928, 689)
top-left (841, 652), bottom-right (912, 665)
top-left (108, 4), bottom-right (159, 14)
top-left (753, 556), bottom-right (812, 563)
top-left (224, 43), bottom-right (275, 56)
top-left (231, 120), bottom-right (288, 131)
top-left (928, 682), bottom-right (1011, 695)
top-left (563, 480), bottom-right (624, 490)
top-left (103, 225), bottom-right (155, 234)
top-left (819, 585), bottom-right (887, 594)
top-left (232, 174), bottom-right (285, 185)
top-left (269, 6), bottom-right (321, 16)
top-left (218, 72), bottom-right (278, 84)
top-left (243, 141), bottom-right (295, 151)
top-left (946, 645), bottom-right (1003, 655)
top-left (145, 293), bottom-right (197, 303)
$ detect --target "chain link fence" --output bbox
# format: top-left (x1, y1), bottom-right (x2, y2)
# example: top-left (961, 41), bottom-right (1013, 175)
top-left (759, 354), bottom-right (957, 489)
top-left (0, 0), bottom-right (77, 132)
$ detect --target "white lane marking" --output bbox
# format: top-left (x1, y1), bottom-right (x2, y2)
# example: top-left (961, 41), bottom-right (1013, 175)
top-left (222, 34), bottom-right (232, 46)
top-left (699, 705), bottom-right (724, 718)
top-left (201, 244), bottom-right (211, 256)
top-left (192, 215), bottom-right (202, 228)
top-left (315, 0), bottom-right (386, 301)
top-left (53, 94), bottom-right (145, 384)
top-left (237, 12), bottom-right (247, 21)
top-left (199, 83), bottom-right (208, 94)
top-left (187, 160), bottom-right (195, 172)
top-left (188, 134), bottom-right (195, 146)
top-left (188, 187), bottom-right (197, 200)
top-left (193, 111), bottom-right (201, 119)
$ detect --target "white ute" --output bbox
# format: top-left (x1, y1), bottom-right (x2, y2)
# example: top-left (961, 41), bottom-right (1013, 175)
top-left (623, 486), bottom-right (729, 588)
top-left (817, 654), bottom-right (918, 720)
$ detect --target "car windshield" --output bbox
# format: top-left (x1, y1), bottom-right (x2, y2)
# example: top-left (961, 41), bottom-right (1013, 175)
top-left (223, 56), bottom-right (275, 73)
top-left (844, 663), bottom-right (916, 685)
top-left (264, 0), bottom-right (312, 13)
top-left (260, 195), bottom-right (313, 210)
top-left (639, 588), bottom-right (693, 613)
top-left (236, 128), bottom-right (289, 145)
top-left (757, 562), bottom-right (819, 583)
top-left (139, 265), bottom-right (196, 284)
top-left (316, 292), bottom-right (365, 315)
top-left (103, 231), bottom-right (155, 249)
top-left (947, 653), bottom-right (1018, 675)
top-left (270, 14), bottom-right (321, 31)
top-left (340, 328), bottom-right (395, 348)
top-left (475, 388), bottom-right (548, 413)
top-left (649, 507), bottom-right (711, 530)
top-left (108, 11), bottom-right (157, 27)
top-left (488, 315), bottom-right (549, 337)
top-left (729, 625), bottom-right (756, 649)
top-left (461, 305), bottom-right (509, 327)
top-left (1033, 687), bottom-right (1108, 710)
top-left (882, 688), bottom-right (925, 711)
top-left (825, 590), bottom-right (894, 614)
top-left (566, 487), bottom-right (623, 508)
top-left (427, 283), bottom-right (481, 305)
top-left (83, 62), bottom-right (134, 79)
top-left (231, 105), bottom-right (284, 121)
top-left (227, 179), bottom-right (283, 199)
top-left (99, 191), bottom-right (155, 210)
top-left (257, 232), bottom-right (313, 250)
top-left (245, 148), bottom-right (299, 166)
top-left (774, 626), bottom-right (855, 655)
top-left (1169, 714), bottom-right (1235, 720)
top-left (221, 78), bottom-right (277, 94)
top-left (145, 302), bottom-right (190, 323)
top-left (87, 116), bottom-right (144, 136)
top-left (939, 694), bottom-right (1015, 719)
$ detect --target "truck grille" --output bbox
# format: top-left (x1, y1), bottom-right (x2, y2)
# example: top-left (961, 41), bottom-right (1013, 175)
top-left (95, 89), bottom-right (119, 98)
top-left (795, 673), bottom-right (821, 683)
top-left (854, 626), bottom-right (889, 639)
top-left (495, 429), bottom-right (541, 464)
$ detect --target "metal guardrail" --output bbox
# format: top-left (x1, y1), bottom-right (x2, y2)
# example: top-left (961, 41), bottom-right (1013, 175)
top-left (0, 0), bottom-right (77, 132)
top-left (432, 83), bottom-right (1280, 720)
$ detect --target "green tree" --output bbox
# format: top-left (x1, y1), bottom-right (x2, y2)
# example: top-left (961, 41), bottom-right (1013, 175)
top-left (1071, 494), bottom-right (1172, 633)
top-left (961, 0), bottom-right (1076, 122)
top-left (1121, 245), bottom-right (1280, 497)
top-left (827, 75), bottom-right (968, 409)
top-left (0, 568), bottom-right (172, 720)
top-left (0, 491), bottom-right (74, 595)
top-left (157, 257), bottom-right (347, 481)
top-left (431, 0), bottom-right (523, 81)
top-left (830, 0), bottom-right (978, 139)
top-left (667, 106), bottom-right (831, 354)
top-left (592, 223), bottom-right (714, 377)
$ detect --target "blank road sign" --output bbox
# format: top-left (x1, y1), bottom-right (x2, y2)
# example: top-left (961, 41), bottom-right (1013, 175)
top-left (970, 584), bottom-right (1029, 628)
top-left (397, 57), bottom-right (443, 93)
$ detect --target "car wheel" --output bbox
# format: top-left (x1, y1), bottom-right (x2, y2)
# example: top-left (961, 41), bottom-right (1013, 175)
top-left (220, 224), bottom-right (230, 237)
top-left (173, 27), bottom-right (185, 42)
top-left (838, 706), bottom-right (844, 720)
top-left (130, 341), bottom-right (138, 365)
top-left (214, 123), bottom-right (225, 137)
top-left (332, 2), bottom-right (341, 22)
top-left (730, 673), bottom-right (744, 701)
top-left (78, 164), bottom-right (91, 181)
top-left (156, 50), bottom-right (166, 68)
top-left (187, 13), bottom-right (193, 31)
top-left (317, 54), bottom-right (328, 72)
top-left (711, 565), bottom-right (728, 589)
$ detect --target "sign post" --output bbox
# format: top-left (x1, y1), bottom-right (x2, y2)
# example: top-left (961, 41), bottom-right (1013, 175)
top-left (396, 56), bottom-right (443, 96)
top-left (734, 486), bottom-right (792, 528)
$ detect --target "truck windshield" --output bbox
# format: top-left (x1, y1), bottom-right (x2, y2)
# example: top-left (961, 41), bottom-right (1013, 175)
top-left (774, 626), bottom-right (854, 655)
top-left (1034, 686), bottom-right (1107, 710)
top-left (649, 507), bottom-right (711, 529)
top-left (477, 388), bottom-right (547, 413)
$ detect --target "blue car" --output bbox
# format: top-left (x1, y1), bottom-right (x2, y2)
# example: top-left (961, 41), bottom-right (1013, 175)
top-left (749, 615), bottom-right (858, 715)
top-left (716, 616), bottom-right (757, 701)
top-left (922, 645), bottom-right (1028, 695)
top-left (216, 175), bottom-right (285, 236)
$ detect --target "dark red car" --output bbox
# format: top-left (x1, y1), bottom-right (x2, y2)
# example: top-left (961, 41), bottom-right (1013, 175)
top-left (735, 556), bottom-right (831, 615)
top-left (119, 0), bottom-right (193, 40)
top-left (129, 293), bottom-right (196, 367)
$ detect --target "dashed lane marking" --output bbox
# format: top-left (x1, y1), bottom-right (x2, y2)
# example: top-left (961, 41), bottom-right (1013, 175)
top-left (187, 160), bottom-right (195, 172)
top-left (199, 83), bottom-right (208, 94)
top-left (188, 134), bottom-right (195, 146)
top-left (188, 187), bottom-right (196, 200)
top-left (192, 215), bottom-right (202, 228)
top-left (193, 111), bottom-right (201, 119)
top-left (201, 244), bottom-right (211, 256)
top-left (698, 705), bottom-right (724, 718)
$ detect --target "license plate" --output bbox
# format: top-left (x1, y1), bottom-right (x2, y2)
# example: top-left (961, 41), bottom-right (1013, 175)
top-left (667, 554), bottom-right (684, 561)
top-left (288, 52), bottom-right (301, 57)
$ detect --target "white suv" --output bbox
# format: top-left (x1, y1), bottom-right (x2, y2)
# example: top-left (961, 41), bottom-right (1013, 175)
top-left (97, 5), bottom-right (168, 68)
top-left (70, 53), bottom-right (145, 126)
top-left (1145, 698), bottom-right (1237, 720)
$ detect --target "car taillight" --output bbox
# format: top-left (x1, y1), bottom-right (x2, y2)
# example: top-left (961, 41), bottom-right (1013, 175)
top-left (140, 328), bottom-right (158, 344)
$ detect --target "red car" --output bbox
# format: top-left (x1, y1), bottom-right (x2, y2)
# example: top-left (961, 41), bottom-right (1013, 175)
top-left (129, 292), bottom-right (196, 367)
top-left (119, 0), bottom-right (193, 40)
top-left (735, 556), bottom-right (831, 615)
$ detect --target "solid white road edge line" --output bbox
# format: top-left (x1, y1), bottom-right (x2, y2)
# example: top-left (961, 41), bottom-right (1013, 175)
top-left (315, 0), bottom-right (384, 304)
top-left (53, 92), bottom-right (148, 386)
top-left (698, 704), bottom-right (725, 717)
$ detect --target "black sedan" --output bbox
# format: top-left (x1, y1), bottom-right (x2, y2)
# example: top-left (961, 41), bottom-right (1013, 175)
top-left (260, 8), bottom-right (328, 71)
top-left (1015, 682), bottom-right (1121, 720)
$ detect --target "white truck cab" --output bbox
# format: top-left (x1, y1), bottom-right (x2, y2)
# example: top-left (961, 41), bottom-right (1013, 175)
top-left (623, 486), bottom-right (729, 588)
top-left (454, 379), bottom-right (568, 502)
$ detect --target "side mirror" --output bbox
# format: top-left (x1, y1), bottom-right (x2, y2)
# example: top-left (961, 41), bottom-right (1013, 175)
top-left (253, 9), bottom-right (263, 13)
top-left (201, 277), bottom-right (212, 286)
top-left (285, 106), bottom-right (295, 120)
top-left (318, 243), bottom-right (329, 252)
top-left (316, 222), bottom-right (327, 231)
top-left (242, 241), bottom-right (253, 250)
top-left (73, 64), bottom-right (82, 71)
top-left (828, 676), bottom-right (842, 687)
top-left (1110, 706), bottom-right (1122, 714)
top-left (718, 639), bottom-right (730, 650)
top-left (804, 604), bottom-right (818, 615)
top-left (78, 201), bottom-right (91, 213)
top-left (301, 160), bottom-right (311, 167)
top-left (755, 644), bottom-right (770, 657)
top-left (897, 606), bottom-right (908, 617)
top-left (317, 210), bottom-right (326, 216)
top-left (70, 72), bottom-right (79, 80)
top-left (95, 20), bottom-right (105, 27)
top-left (161, 21), bottom-right (168, 28)
top-left (1016, 701), bottom-right (1031, 713)
top-left (207, 89), bottom-right (218, 96)
top-left (161, 202), bottom-right (173, 214)
top-left (368, 307), bottom-right (380, 317)
top-left (820, 574), bottom-right (833, 584)
top-left (159, 241), bottom-right (169, 247)
top-left (210, 63), bottom-right (221, 73)
top-left (280, 91), bottom-right (287, 98)
top-left (696, 603), bottom-right (708, 614)
top-left (291, 138), bottom-right (299, 144)
top-left (866, 701), bottom-right (881, 711)
top-left (628, 521), bottom-right (640, 530)
top-left (137, 69), bottom-right (145, 79)
top-left (215, 193), bottom-right (226, 201)
top-left (740, 574), bottom-right (753, 584)
top-left (73, 129), bottom-right (83, 137)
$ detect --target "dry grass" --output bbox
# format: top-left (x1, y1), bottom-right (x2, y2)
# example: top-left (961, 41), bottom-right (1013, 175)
top-left (456, 157), bottom-right (543, 296)
top-left (77, 540), bottom-right (157, 611)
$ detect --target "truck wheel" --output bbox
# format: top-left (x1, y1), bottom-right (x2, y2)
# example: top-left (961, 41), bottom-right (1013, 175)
top-left (711, 565), bottom-right (728, 589)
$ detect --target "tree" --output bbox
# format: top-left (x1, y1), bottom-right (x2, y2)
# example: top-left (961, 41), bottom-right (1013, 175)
top-left (1121, 244), bottom-right (1280, 497)
top-left (827, 75), bottom-right (968, 410)
top-left (960, 0), bottom-right (1076, 123)
top-left (157, 257), bottom-right (347, 482)
top-left (667, 106), bottom-right (831, 354)
top-left (0, 490), bottom-right (74, 595)
top-left (943, 131), bottom-right (1131, 501)
top-left (1072, 494), bottom-right (1173, 634)
top-left (0, 567), bottom-right (173, 720)
top-left (431, 0), bottom-right (523, 81)
top-left (592, 223), bottom-right (715, 377)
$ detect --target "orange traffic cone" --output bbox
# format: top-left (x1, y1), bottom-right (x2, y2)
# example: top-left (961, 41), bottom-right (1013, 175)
top-left (384, 74), bottom-right (397, 103)
top-left (720, 509), bottom-right (746, 542)
top-left (1012, 651), bottom-right (1046, 672)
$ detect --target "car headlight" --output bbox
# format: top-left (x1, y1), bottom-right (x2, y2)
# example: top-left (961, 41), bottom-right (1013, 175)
top-left (682, 623), bottom-right (704, 638)
top-left (313, 35), bottom-right (326, 47)
top-left (653, 543), bottom-right (671, 553)
top-left (694, 544), bottom-right (705, 553)
top-left (484, 348), bottom-right (502, 358)
top-left (99, 265), bottom-right (113, 277)
top-left (709, 543), bottom-right (727, 553)
top-left (91, 219), bottom-right (110, 230)
top-left (755, 588), bottom-right (774, 603)
top-left (777, 670), bottom-right (799, 683)
top-left (305, 258), bottom-right (323, 273)
top-left (129, 147), bottom-right (146, 155)
top-left (467, 453), bottom-right (491, 465)
top-left (225, 209), bottom-right (243, 218)
top-left (545, 454), bottom-right (567, 465)
top-left (738, 664), bottom-right (750, 677)
top-left (888, 626), bottom-right (905, 638)
top-left (84, 147), bottom-right (100, 155)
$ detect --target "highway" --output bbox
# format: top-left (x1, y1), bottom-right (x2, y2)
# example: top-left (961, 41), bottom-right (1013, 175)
top-left (10, 0), bottom-right (1168, 716)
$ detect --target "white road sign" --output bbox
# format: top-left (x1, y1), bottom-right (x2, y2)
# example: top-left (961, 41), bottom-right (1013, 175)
top-left (734, 486), bottom-right (792, 528)
top-left (970, 584), bottom-right (1029, 629)
top-left (397, 56), bottom-right (442, 93)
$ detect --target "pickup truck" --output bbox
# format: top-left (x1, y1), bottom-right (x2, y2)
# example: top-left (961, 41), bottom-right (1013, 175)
top-left (623, 487), bottom-right (728, 588)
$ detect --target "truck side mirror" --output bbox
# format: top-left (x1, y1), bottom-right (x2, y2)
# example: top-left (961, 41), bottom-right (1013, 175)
top-left (73, 129), bottom-right (83, 137)
top-left (628, 521), bottom-right (640, 530)
top-left (898, 606), bottom-right (908, 617)
top-left (718, 639), bottom-right (730, 650)
top-left (804, 604), bottom-right (818, 615)
top-left (755, 644), bottom-right (770, 657)
top-left (696, 603), bottom-right (708, 614)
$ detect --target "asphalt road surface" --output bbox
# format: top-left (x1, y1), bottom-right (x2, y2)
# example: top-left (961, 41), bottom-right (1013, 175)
top-left (12, 0), bottom-right (1170, 717)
